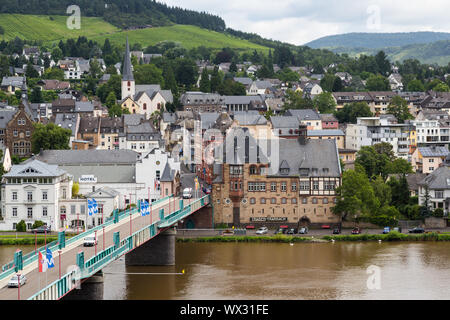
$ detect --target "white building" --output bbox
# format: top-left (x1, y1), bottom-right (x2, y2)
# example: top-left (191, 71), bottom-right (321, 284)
top-left (345, 115), bottom-right (411, 159)
top-left (1, 160), bottom-right (74, 231)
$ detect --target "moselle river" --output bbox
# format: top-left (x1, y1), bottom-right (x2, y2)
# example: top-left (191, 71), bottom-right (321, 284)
top-left (1, 242), bottom-right (450, 299)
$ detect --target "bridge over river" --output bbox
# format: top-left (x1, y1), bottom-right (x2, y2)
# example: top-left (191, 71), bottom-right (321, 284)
top-left (0, 195), bottom-right (210, 300)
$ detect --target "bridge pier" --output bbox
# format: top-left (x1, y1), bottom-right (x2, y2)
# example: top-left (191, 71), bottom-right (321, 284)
top-left (62, 271), bottom-right (104, 300)
top-left (125, 227), bottom-right (176, 266)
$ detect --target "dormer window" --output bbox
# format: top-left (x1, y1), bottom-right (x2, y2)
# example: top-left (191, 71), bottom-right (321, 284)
top-left (280, 168), bottom-right (289, 175)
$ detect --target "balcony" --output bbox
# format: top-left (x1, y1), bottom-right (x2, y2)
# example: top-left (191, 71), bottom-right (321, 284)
top-left (24, 198), bottom-right (35, 204)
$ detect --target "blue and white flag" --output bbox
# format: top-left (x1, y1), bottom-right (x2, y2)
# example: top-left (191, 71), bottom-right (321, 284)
top-left (46, 248), bottom-right (55, 269)
top-left (88, 199), bottom-right (93, 216)
top-left (92, 199), bottom-right (98, 215)
top-left (141, 200), bottom-right (149, 216)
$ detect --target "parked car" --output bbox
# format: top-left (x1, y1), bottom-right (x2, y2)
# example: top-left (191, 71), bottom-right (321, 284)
top-left (298, 227), bottom-right (308, 234)
top-left (8, 275), bottom-right (27, 288)
top-left (393, 227), bottom-right (402, 233)
top-left (256, 227), bottom-right (268, 235)
top-left (321, 224), bottom-right (331, 229)
top-left (287, 228), bottom-right (296, 235)
top-left (332, 227), bottom-right (341, 234)
top-left (382, 227), bottom-right (390, 234)
top-left (31, 225), bottom-right (51, 233)
top-left (409, 227), bottom-right (425, 234)
top-left (183, 188), bottom-right (193, 199)
top-left (83, 235), bottom-right (97, 247)
top-left (351, 227), bottom-right (362, 234)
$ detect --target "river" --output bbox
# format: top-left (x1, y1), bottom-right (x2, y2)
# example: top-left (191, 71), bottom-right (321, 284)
top-left (1, 242), bottom-right (449, 299)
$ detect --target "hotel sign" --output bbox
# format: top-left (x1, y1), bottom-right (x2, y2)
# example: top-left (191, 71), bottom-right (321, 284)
top-left (250, 217), bottom-right (288, 222)
top-left (79, 175), bottom-right (97, 183)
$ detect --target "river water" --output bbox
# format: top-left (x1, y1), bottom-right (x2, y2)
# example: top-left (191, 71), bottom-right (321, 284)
top-left (1, 242), bottom-right (449, 299)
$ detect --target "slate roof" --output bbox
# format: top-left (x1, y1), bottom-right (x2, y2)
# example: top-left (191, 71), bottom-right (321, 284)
top-left (223, 95), bottom-right (264, 105)
top-left (35, 150), bottom-right (139, 165)
top-left (0, 107), bottom-right (17, 128)
top-left (234, 113), bottom-right (267, 125)
top-left (419, 166), bottom-right (450, 189)
top-left (199, 112), bottom-right (220, 130)
top-left (285, 109), bottom-right (321, 121)
top-left (270, 116), bottom-right (300, 128)
top-left (160, 162), bottom-right (175, 182)
top-left (1, 76), bottom-right (25, 87)
top-left (86, 186), bottom-right (120, 198)
top-left (162, 112), bottom-right (177, 123)
top-left (53, 113), bottom-right (78, 136)
top-left (307, 129), bottom-right (344, 136)
top-left (5, 159), bottom-right (66, 178)
top-left (122, 37), bottom-right (134, 81)
top-left (418, 146), bottom-right (449, 157)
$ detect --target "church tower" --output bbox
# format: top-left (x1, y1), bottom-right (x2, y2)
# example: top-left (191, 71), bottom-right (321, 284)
top-left (121, 37), bottom-right (135, 100)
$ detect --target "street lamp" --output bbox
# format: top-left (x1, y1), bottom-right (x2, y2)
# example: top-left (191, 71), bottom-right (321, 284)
top-left (58, 250), bottom-right (62, 279)
top-left (94, 230), bottom-right (97, 256)
top-left (17, 273), bottom-right (21, 300)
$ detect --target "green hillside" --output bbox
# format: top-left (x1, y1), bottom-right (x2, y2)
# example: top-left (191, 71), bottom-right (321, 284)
top-left (0, 14), bottom-right (268, 52)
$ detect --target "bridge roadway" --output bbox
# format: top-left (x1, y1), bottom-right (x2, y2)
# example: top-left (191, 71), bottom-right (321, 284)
top-left (0, 196), bottom-right (193, 300)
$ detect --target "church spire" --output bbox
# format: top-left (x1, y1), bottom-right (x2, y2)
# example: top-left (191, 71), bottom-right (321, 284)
top-left (122, 36), bottom-right (134, 81)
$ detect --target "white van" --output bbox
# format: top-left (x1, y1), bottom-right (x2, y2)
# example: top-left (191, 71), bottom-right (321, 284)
top-left (83, 235), bottom-right (97, 247)
top-left (183, 187), bottom-right (193, 199)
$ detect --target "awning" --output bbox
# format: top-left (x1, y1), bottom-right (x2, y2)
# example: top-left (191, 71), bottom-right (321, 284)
top-left (280, 225), bottom-right (289, 228)
top-left (60, 214), bottom-right (66, 220)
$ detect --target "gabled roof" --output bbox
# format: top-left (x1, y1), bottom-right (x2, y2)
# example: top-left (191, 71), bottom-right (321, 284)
top-left (160, 162), bottom-right (175, 182)
top-left (86, 186), bottom-right (120, 198)
top-left (418, 146), bottom-right (449, 157)
top-left (5, 159), bottom-right (66, 178)
top-left (285, 109), bottom-right (320, 121)
top-left (270, 116), bottom-right (300, 128)
top-left (35, 150), bottom-right (139, 165)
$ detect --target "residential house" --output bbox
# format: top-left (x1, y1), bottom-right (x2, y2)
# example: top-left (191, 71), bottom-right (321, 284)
top-left (1, 77), bottom-right (25, 93)
top-left (411, 146), bottom-right (449, 174)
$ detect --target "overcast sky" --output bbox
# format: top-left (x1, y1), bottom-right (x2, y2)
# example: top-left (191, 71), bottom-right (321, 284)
top-left (162, 0), bottom-right (450, 45)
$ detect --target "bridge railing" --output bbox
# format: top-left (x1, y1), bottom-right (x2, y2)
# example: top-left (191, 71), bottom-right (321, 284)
top-left (0, 196), bottom-right (173, 283)
top-left (27, 194), bottom-right (206, 300)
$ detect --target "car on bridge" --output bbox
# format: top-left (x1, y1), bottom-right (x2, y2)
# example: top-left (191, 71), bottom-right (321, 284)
top-left (83, 235), bottom-right (98, 247)
top-left (8, 275), bottom-right (27, 288)
top-left (183, 188), bottom-right (193, 199)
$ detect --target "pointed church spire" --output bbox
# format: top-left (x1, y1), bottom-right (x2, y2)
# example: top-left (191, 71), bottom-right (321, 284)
top-left (122, 36), bottom-right (134, 81)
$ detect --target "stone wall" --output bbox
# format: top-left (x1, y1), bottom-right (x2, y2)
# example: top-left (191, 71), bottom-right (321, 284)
top-left (424, 217), bottom-right (446, 229)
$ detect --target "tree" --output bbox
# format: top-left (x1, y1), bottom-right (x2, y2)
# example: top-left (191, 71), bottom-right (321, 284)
top-left (407, 79), bottom-right (425, 92)
top-left (175, 58), bottom-right (197, 88)
top-left (134, 64), bottom-right (164, 86)
top-left (16, 220), bottom-right (26, 232)
top-left (334, 102), bottom-right (373, 123)
top-left (51, 47), bottom-right (63, 62)
top-left (31, 123), bottom-right (72, 154)
top-left (43, 67), bottom-right (64, 81)
top-left (320, 74), bottom-right (336, 92)
top-left (32, 220), bottom-right (45, 229)
top-left (108, 104), bottom-right (124, 118)
top-left (332, 166), bottom-right (380, 221)
top-left (366, 74), bottom-right (390, 91)
top-left (105, 91), bottom-right (117, 108)
top-left (374, 51), bottom-right (391, 76)
top-left (72, 183), bottom-right (80, 197)
top-left (313, 92), bottom-right (336, 113)
top-left (89, 58), bottom-right (102, 78)
top-left (387, 96), bottom-right (413, 123)
top-left (150, 110), bottom-right (163, 130)
top-left (283, 89), bottom-right (313, 110)
top-left (199, 68), bottom-right (211, 93)
top-left (25, 61), bottom-right (39, 78)
top-left (210, 66), bottom-right (222, 93)
top-left (433, 82), bottom-right (450, 92)
top-left (30, 86), bottom-right (44, 103)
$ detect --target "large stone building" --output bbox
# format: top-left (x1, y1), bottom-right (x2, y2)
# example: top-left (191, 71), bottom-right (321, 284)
top-left (211, 127), bottom-right (342, 228)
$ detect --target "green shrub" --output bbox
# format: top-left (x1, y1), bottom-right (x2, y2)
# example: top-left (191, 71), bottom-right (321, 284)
top-left (433, 208), bottom-right (444, 218)
top-left (16, 220), bottom-right (26, 232)
top-left (32, 220), bottom-right (45, 229)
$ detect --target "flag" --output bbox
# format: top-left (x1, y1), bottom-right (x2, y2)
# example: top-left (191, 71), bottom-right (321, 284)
top-left (46, 248), bottom-right (55, 269)
top-left (92, 199), bottom-right (98, 215)
top-left (88, 199), bottom-right (93, 216)
top-left (38, 251), bottom-right (47, 273)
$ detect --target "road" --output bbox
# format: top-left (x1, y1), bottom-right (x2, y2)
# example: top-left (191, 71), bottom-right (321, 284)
top-left (0, 196), bottom-right (202, 300)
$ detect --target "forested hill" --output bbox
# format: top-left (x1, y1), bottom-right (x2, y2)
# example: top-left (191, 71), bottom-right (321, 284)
top-left (306, 32), bottom-right (450, 49)
top-left (0, 0), bottom-right (226, 31)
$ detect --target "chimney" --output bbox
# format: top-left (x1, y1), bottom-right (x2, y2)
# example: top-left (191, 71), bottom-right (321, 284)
top-left (298, 125), bottom-right (307, 145)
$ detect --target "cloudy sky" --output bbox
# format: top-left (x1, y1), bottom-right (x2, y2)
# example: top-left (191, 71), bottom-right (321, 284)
top-left (162, 0), bottom-right (450, 45)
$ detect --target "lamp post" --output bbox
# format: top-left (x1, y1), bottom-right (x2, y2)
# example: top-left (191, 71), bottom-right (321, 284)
top-left (17, 273), bottom-right (20, 300)
top-left (34, 231), bottom-right (37, 255)
top-left (44, 230), bottom-right (47, 249)
top-left (103, 226), bottom-right (105, 250)
top-left (58, 250), bottom-right (62, 279)
top-left (77, 213), bottom-right (79, 234)
top-left (94, 230), bottom-right (97, 256)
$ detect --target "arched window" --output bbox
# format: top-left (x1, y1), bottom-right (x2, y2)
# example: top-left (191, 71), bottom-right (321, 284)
top-left (143, 103), bottom-right (147, 110)
top-left (127, 81), bottom-right (131, 87)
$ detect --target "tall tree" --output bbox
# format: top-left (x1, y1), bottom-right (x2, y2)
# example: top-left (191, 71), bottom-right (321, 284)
top-left (387, 96), bottom-right (413, 123)
top-left (31, 123), bottom-right (72, 154)
top-left (199, 67), bottom-right (211, 93)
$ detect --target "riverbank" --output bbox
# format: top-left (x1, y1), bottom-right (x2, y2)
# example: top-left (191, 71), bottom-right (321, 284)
top-left (0, 237), bottom-right (58, 245)
top-left (176, 231), bottom-right (450, 243)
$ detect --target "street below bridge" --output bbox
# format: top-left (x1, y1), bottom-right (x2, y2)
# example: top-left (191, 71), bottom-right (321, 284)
top-left (0, 196), bottom-right (201, 300)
